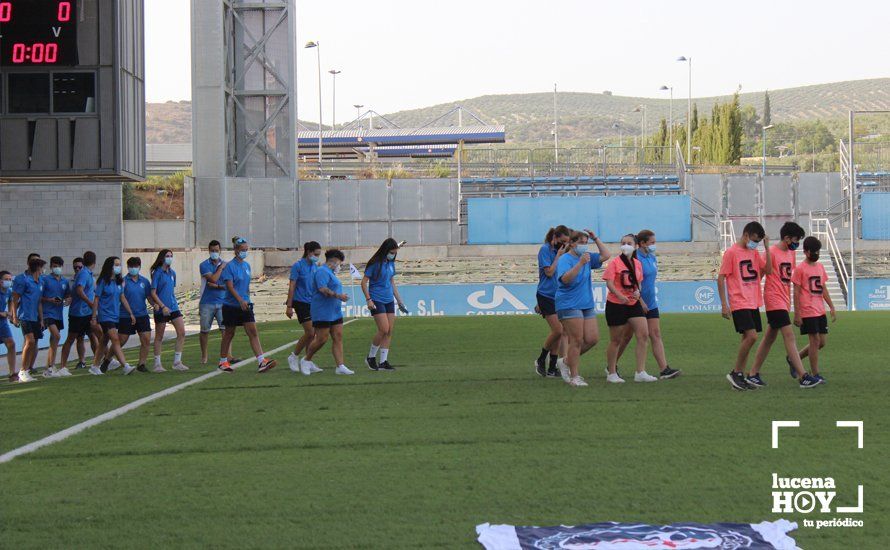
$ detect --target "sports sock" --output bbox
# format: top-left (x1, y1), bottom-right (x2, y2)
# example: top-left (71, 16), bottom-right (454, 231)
top-left (369, 344), bottom-right (380, 358)
top-left (538, 348), bottom-right (549, 363)
top-left (380, 348), bottom-right (389, 363)
top-left (154, 355), bottom-right (162, 366)
top-left (256, 354), bottom-right (265, 365)
top-left (173, 352), bottom-right (182, 364)
top-left (219, 357), bottom-right (227, 365)
top-left (549, 353), bottom-right (558, 369)
top-left (101, 358), bottom-right (110, 369)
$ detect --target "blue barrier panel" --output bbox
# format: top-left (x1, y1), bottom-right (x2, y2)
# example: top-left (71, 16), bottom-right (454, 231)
top-left (853, 278), bottom-right (890, 311)
top-left (467, 195), bottom-right (691, 244)
top-left (860, 192), bottom-right (890, 240)
top-left (0, 306), bottom-right (70, 356)
top-left (337, 280), bottom-right (721, 318)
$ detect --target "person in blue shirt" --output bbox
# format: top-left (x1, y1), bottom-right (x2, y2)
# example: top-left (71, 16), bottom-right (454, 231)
top-left (102, 257), bottom-right (153, 373)
top-left (302, 249), bottom-right (353, 376)
top-left (285, 241), bottom-right (322, 375)
top-left (60, 251), bottom-right (100, 372)
top-left (615, 230), bottom-right (680, 380)
top-left (149, 249), bottom-right (189, 373)
top-left (534, 225), bottom-right (571, 378)
top-left (1, 271), bottom-right (18, 382)
top-left (555, 230), bottom-right (609, 387)
top-left (11, 254), bottom-right (47, 383)
top-left (218, 236), bottom-right (277, 374)
top-left (199, 240), bottom-right (236, 365)
top-left (361, 238), bottom-right (406, 372)
top-left (40, 256), bottom-right (72, 377)
top-left (89, 257), bottom-right (136, 376)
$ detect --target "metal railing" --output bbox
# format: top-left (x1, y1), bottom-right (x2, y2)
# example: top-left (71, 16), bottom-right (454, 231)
top-left (719, 219), bottom-right (736, 252)
top-left (809, 216), bottom-right (849, 301)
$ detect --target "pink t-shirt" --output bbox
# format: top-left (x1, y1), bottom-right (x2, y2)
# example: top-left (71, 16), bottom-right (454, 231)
top-left (791, 261), bottom-right (828, 318)
top-left (763, 245), bottom-right (796, 312)
top-left (719, 244), bottom-right (767, 311)
top-left (602, 257), bottom-right (644, 305)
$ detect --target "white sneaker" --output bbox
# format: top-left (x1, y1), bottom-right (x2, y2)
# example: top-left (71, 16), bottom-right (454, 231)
top-left (299, 357), bottom-right (312, 376)
top-left (172, 362), bottom-right (189, 372)
top-left (634, 371), bottom-right (658, 383)
top-left (606, 372), bottom-right (625, 384)
top-left (42, 368), bottom-right (57, 378)
top-left (107, 359), bottom-right (121, 371)
top-left (308, 363), bottom-right (323, 373)
top-left (123, 364), bottom-right (137, 375)
top-left (18, 370), bottom-right (35, 383)
top-left (335, 365), bottom-right (354, 375)
top-left (570, 376), bottom-right (589, 387)
top-left (88, 366), bottom-right (104, 376)
top-left (153, 364), bottom-right (166, 373)
top-left (288, 353), bottom-right (299, 372)
top-left (54, 367), bottom-right (73, 377)
top-left (556, 358), bottom-right (571, 383)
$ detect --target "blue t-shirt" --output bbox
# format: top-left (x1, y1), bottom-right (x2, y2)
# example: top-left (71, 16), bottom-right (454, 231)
top-left (0, 288), bottom-right (10, 326)
top-left (122, 275), bottom-right (151, 318)
top-left (289, 258), bottom-right (318, 304)
top-left (41, 275), bottom-right (70, 321)
top-left (12, 272), bottom-right (44, 323)
top-left (637, 250), bottom-right (658, 310)
top-left (70, 266), bottom-right (96, 318)
top-left (96, 278), bottom-right (123, 323)
top-left (219, 259), bottom-right (252, 308)
top-left (537, 244), bottom-right (559, 298)
top-left (151, 267), bottom-right (179, 311)
top-left (310, 265), bottom-right (343, 322)
top-left (199, 258), bottom-right (227, 306)
top-left (555, 252), bottom-right (602, 311)
top-left (365, 260), bottom-right (396, 303)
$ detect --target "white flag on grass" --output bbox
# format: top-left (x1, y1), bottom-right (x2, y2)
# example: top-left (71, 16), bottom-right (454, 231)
top-left (349, 263), bottom-right (363, 280)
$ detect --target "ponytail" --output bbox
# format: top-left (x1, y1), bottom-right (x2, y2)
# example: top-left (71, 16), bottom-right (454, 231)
top-left (302, 241), bottom-right (321, 259)
top-left (544, 225), bottom-right (571, 244)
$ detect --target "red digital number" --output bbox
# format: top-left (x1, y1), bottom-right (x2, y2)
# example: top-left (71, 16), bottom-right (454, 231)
top-left (12, 43), bottom-right (26, 63)
top-left (0, 2), bottom-right (12, 23)
top-left (45, 43), bottom-right (59, 63)
top-left (58, 1), bottom-right (71, 22)
top-left (31, 43), bottom-right (45, 63)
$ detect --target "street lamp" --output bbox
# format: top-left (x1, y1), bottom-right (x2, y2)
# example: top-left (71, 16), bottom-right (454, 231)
top-left (328, 69), bottom-right (341, 129)
top-left (353, 104), bottom-right (363, 125)
top-left (305, 41), bottom-right (322, 173)
top-left (612, 123), bottom-right (623, 147)
top-left (677, 56), bottom-right (692, 161)
top-left (552, 83), bottom-right (559, 164)
top-left (659, 85), bottom-right (673, 163)
top-left (633, 105), bottom-right (647, 162)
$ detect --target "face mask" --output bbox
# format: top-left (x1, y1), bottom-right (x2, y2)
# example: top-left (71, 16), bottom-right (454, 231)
top-left (238, 251), bottom-right (248, 260)
top-left (309, 255), bottom-right (320, 264)
top-left (386, 253), bottom-right (396, 261)
top-left (113, 265), bottom-right (122, 275)
top-left (575, 244), bottom-right (589, 254)
top-left (164, 256), bottom-right (174, 266)
top-left (29, 261), bottom-right (42, 272)
top-left (210, 252), bottom-right (220, 261)
top-left (746, 240), bottom-right (759, 250)
top-left (646, 244), bottom-right (657, 254)
top-left (128, 267), bottom-right (140, 276)
top-left (52, 267), bottom-right (63, 276)
top-left (809, 252), bottom-right (820, 262)
top-left (788, 241), bottom-right (799, 251)
top-left (334, 264), bottom-right (342, 274)
top-left (621, 244), bottom-right (635, 256)
top-left (1, 280), bottom-right (11, 290)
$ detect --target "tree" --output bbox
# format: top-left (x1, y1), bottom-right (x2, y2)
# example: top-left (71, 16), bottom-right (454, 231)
top-left (691, 103), bottom-right (699, 135)
top-left (763, 90), bottom-right (771, 127)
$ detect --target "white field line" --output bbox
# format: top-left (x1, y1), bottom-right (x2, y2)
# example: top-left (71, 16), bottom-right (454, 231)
top-left (0, 318), bottom-right (360, 464)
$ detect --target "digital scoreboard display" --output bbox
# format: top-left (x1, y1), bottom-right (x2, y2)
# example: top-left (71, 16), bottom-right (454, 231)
top-left (0, 0), bottom-right (78, 66)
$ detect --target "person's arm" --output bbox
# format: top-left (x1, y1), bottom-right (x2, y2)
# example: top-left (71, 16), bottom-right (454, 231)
top-left (121, 292), bottom-right (135, 323)
top-left (589, 232), bottom-right (611, 262)
top-left (38, 299), bottom-right (44, 328)
top-left (762, 236), bottom-right (773, 276)
top-left (793, 285), bottom-right (803, 326)
top-left (559, 255), bottom-right (588, 285)
top-left (90, 293), bottom-right (99, 326)
top-left (285, 279), bottom-right (297, 318)
top-left (207, 262), bottom-right (226, 285)
top-left (224, 280), bottom-right (249, 311)
top-left (543, 244), bottom-right (568, 277)
top-left (392, 278), bottom-right (407, 312)
top-left (361, 275), bottom-right (375, 310)
top-left (605, 279), bottom-right (630, 304)
top-left (823, 283), bottom-right (836, 322)
top-left (10, 292), bottom-right (21, 326)
top-left (717, 274), bottom-right (730, 319)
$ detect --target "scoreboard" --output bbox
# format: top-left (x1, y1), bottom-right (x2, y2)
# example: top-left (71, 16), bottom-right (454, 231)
top-left (0, 0), bottom-right (144, 181)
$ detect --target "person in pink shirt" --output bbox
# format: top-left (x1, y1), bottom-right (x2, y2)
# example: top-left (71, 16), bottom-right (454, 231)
top-left (746, 222), bottom-right (820, 388)
top-left (791, 237), bottom-right (836, 384)
top-left (603, 234), bottom-right (657, 383)
top-left (717, 221), bottom-right (771, 391)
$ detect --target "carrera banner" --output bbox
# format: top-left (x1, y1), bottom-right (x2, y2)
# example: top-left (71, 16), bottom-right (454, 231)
top-left (476, 520), bottom-right (800, 550)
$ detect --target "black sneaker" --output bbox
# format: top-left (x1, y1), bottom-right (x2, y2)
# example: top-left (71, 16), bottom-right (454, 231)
top-left (814, 374), bottom-right (826, 384)
top-left (546, 366), bottom-right (560, 378)
top-left (799, 374), bottom-right (823, 388)
top-left (75, 361), bottom-right (87, 370)
top-left (659, 366), bottom-right (681, 379)
top-left (379, 361), bottom-right (395, 371)
top-left (100, 358), bottom-right (110, 373)
top-left (136, 364), bottom-right (148, 373)
top-left (746, 374), bottom-right (766, 388)
top-left (366, 356), bottom-right (379, 371)
top-left (786, 356), bottom-right (796, 378)
top-left (257, 359), bottom-right (277, 373)
top-left (726, 371), bottom-right (749, 391)
top-left (534, 358), bottom-right (547, 377)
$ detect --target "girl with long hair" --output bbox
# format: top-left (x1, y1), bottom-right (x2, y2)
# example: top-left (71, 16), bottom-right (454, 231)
top-left (361, 238), bottom-right (406, 371)
top-left (301, 249), bottom-right (353, 375)
top-left (91, 257), bottom-right (136, 376)
top-left (534, 225), bottom-right (571, 377)
top-left (149, 249), bottom-right (188, 372)
top-left (286, 241), bottom-right (324, 375)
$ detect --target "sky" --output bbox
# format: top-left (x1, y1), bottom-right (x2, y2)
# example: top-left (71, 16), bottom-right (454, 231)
top-left (147, 0), bottom-right (889, 125)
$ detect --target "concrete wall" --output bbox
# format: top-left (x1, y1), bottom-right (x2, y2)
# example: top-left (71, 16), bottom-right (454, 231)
top-left (124, 220), bottom-right (188, 249)
top-left (0, 182), bottom-right (122, 271)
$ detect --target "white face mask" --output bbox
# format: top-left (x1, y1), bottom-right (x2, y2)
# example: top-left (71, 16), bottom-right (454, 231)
top-left (333, 264), bottom-right (342, 274)
top-left (620, 244), bottom-right (635, 257)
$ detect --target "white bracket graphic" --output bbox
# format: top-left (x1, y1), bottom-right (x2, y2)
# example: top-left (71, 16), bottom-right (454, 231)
top-left (772, 420), bottom-right (800, 449)
top-left (836, 420), bottom-right (864, 449)
top-left (836, 485), bottom-right (864, 513)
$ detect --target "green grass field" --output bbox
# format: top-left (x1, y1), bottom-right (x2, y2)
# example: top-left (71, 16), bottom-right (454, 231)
top-left (1, 313), bottom-right (888, 548)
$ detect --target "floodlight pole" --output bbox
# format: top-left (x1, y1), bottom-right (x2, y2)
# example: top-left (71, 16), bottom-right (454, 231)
top-left (677, 56), bottom-right (692, 161)
top-left (849, 110), bottom-right (856, 310)
top-left (305, 41), bottom-right (323, 174)
top-left (329, 69), bottom-right (341, 128)
top-left (553, 83), bottom-right (559, 164)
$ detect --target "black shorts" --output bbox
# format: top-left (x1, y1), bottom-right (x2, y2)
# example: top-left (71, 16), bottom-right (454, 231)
top-left (118, 315), bottom-right (151, 336)
top-left (313, 317), bottom-right (344, 329)
top-left (292, 301), bottom-right (312, 324)
top-left (19, 320), bottom-right (44, 340)
top-left (222, 304), bottom-right (255, 327)
top-left (800, 315), bottom-right (829, 335)
top-left (732, 309), bottom-right (762, 334)
top-left (766, 309), bottom-right (791, 330)
top-left (99, 321), bottom-right (118, 335)
top-left (45, 317), bottom-right (65, 331)
top-left (68, 315), bottom-right (93, 338)
top-left (153, 309), bottom-right (183, 324)
top-left (645, 307), bottom-right (660, 320)
top-left (370, 301), bottom-right (395, 316)
top-left (605, 301), bottom-right (646, 327)
top-left (536, 293), bottom-right (557, 317)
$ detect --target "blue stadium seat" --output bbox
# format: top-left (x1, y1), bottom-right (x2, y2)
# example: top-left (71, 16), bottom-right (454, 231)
top-left (668, 184), bottom-right (681, 191)
top-left (562, 177), bottom-right (576, 183)
top-left (503, 186), bottom-right (517, 192)
top-left (593, 185), bottom-right (607, 192)
top-left (578, 185), bottom-right (593, 191)
top-left (606, 175), bottom-right (621, 182)
top-left (636, 184), bottom-right (652, 191)
top-left (858, 172), bottom-right (874, 178)
top-left (607, 184), bottom-right (623, 192)
top-left (652, 184), bottom-right (667, 191)
top-left (547, 185), bottom-right (564, 191)
top-left (622, 185), bottom-right (637, 191)
top-left (518, 177), bottom-right (533, 183)
top-left (533, 177), bottom-right (548, 184)
top-left (492, 177), bottom-right (506, 183)
top-left (578, 176), bottom-right (593, 182)
top-left (859, 181), bottom-right (878, 188)
top-left (517, 185), bottom-right (533, 192)
top-left (474, 178), bottom-right (490, 184)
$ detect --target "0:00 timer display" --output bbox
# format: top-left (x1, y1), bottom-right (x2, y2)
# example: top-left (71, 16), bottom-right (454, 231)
top-left (0, 1), bottom-right (78, 66)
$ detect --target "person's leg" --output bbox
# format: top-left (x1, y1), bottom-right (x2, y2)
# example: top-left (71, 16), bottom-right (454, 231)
top-left (778, 325), bottom-right (807, 378)
top-left (199, 332), bottom-right (209, 364)
top-left (138, 332), bottom-right (151, 366)
top-left (92, 333), bottom-right (109, 368)
top-left (153, 321), bottom-right (167, 366)
top-left (219, 326), bottom-right (236, 364)
top-left (561, 318), bottom-right (582, 378)
top-left (293, 320), bottom-right (315, 355)
top-left (733, 329), bottom-right (758, 373)
top-left (21, 334), bottom-right (36, 373)
top-left (614, 324), bottom-right (634, 363)
top-left (542, 315), bottom-right (562, 353)
top-left (75, 335), bottom-right (85, 364)
top-left (243, 322), bottom-right (264, 357)
top-left (172, 316), bottom-right (186, 354)
top-left (60, 331), bottom-right (77, 369)
top-left (379, 313), bottom-right (396, 364)
top-left (369, 313), bottom-right (389, 358)
top-left (107, 329), bottom-right (130, 366)
top-left (605, 324), bottom-right (626, 375)
top-left (580, 316), bottom-right (600, 355)
top-left (219, 307), bottom-right (236, 359)
top-left (647, 317), bottom-right (669, 371)
top-left (46, 324), bottom-right (61, 369)
top-left (628, 317), bottom-right (650, 374)
top-left (807, 333), bottom-right (820, 375)
top-left (331, 324), bottom-right (344, 365)
top-left (749, 325), bottom-right (778, 376)
top-left (4, 338), bottom-right (16, 375)
top-left (305, 327), bottom-right (330, 361)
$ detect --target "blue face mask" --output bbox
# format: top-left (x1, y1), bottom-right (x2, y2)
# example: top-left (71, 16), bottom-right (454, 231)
top-left (747, 240), bottom-right (760, 250)
top-left (575, 244), bottom-right (589, 254)
top-left (164, 256), bottom-right (174, 266)
top-left (645, 244), bottom-right (657, 254)
top-left (788, 241), bottom-right (799, 251)
top-left (210, 252), bottom-right (220, 261)
top-left (309, 255), bottom-right (320, 264)
top-left (128, 267), bottom-right (140, 276)
top-left (1, 280), bottom-right (11, 290)
top-left (238, 251), bottom-right (248, 260)
top-left (387, 252), bottom-right (396, 261)
top-left (113, 265), bottom-right (122, 275)
top-left (52, 267), bottom-right (63, 276)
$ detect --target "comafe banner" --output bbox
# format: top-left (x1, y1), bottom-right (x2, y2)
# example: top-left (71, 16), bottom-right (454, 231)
top-left (476, 520), bottom-right (800, 550)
